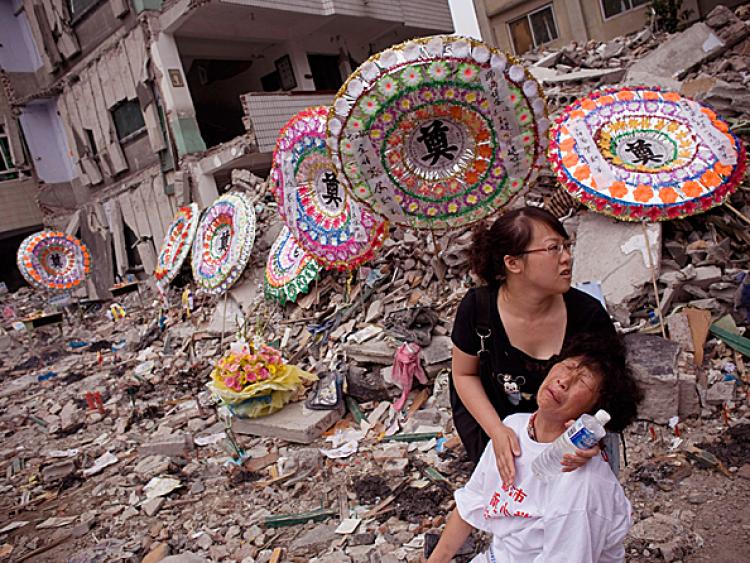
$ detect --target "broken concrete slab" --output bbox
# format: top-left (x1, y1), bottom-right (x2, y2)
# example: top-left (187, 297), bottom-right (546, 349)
top-left (625, 333), bottom-right (680, 424)
top-left (667, 312), bottom-right (694, 351)
top-left (142, 496), bottom-right (165, 517)
top-left (159, 553), bottom-right (209, 563)
top-left (232, 401), bottom-right (343, 444)
top-left (140, 434), bottom-right (193, 458)
top-left (626, 23), bottom-right (725, 81)
top-left (699, 79), bottom-right (750, 117)
top-left (705, 381), bottom-right (735, 404)
top-left (142, 542), bottom-right (170, 563)
top-left (290, 522), bottom-right (339, 555)
top-left (529, 66), bottom-right (625, 86)
top-left (624, 71), bottom-right (683, 91)
top-left (206, 297), bottom-right (244, 335)
top-left (680, 73), bottom-right (718, 98)
top-left (346, 365), bottom-right (399, 402)
top-left (134, 455), bottom-right (171, 480)
top-left (343, 338), bottom-right (396, 365)
top-left (41, 459), bottom-right (77, 484)
top-left (421, 336), bottom-right (452, 366)
top-left (572, 212), bottom-right (661, 309)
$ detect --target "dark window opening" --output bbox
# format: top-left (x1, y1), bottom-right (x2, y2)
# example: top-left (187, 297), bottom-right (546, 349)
top-left (68, 0), bottom-right (101, 22)
top-left (261, 71), bottom-right (281, 92)
top-left (601, 0), bottom-right (649, 19)
top-left (111, 100), bottom-right (146, 142)
top-left (307, 54), bottom-right (343, 91)
top-left (84, 128), bottom-right (98, 156)
top-left (123, 221), bottom-right (143, 271)
top-left (509, 5), bottom-right (558, 54)
top-left (186, 58), bottom-right (253, 148)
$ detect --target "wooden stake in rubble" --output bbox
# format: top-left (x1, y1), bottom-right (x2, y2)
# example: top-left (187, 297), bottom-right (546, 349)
top-left (725, 202), bottom-right (750, 227)
top-left (219, 290), bottom-right (228, 350)
top-left (641, 220), bottom-right (667, 339)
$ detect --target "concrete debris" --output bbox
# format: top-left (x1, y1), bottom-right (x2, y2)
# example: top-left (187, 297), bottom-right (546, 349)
top-left (626, 23), bottom-right (725, 82)
top-left (0, 6), bottom-right (749, 563)
top-left (572, 211), bottom-right (662, 308)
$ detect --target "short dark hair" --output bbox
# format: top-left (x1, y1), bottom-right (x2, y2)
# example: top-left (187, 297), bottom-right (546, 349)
top-left (469, 206), bottom-right (568, 287)
top-left (556, 332), bottom-right (642, 433)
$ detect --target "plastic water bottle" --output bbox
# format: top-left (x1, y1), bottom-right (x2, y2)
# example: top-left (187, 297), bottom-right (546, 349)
top-left (532, 409), bottom-right (611, 479)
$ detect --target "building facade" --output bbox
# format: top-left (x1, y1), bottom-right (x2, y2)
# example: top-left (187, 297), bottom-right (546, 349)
top-left (470, 0), bottom-right (718, 55)
top-left (0, 0), bottom-right (453, 295)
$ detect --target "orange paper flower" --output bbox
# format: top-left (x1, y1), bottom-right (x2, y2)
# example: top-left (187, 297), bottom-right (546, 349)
top-left (712, 119), bottom-right (728, 133)
top-left (714, 161), bottom-right (733, 177)
top-left (609, 181), bottom-right (628, 198)
top-left (562, 153), bottom-right (579, 168)
top-left (573, 165), bottom-right (591, 181)
top-left (683, 181), bottom-right (703, 198)
top-left (701, 169), bottom-right (721, 188)
top-left (559, 137), bottom-right (576, 151)
top-left (581, 99), bottom-right (597, 110)
top-left (659, 187), bottom-right (678, 204)
top-left (634, 184), bottom-right (654, 202)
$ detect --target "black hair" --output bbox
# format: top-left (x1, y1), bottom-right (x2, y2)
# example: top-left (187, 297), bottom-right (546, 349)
top-left (469, 206), bottom-right (568, 287)
top-left (555, 332), bottom-right (642, 433)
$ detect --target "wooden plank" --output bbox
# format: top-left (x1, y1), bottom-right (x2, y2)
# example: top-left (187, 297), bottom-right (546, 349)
top-left (60, 90), bottom-right (99, 184)
top-left (118, 190), bottom-right (138, 234)
top-left (142, 101), bottom-right (167, 152)
top-left (107, 50), bottom-right (127, 103)
top-left (71, 79), bottom-right (94, 134)
top-left (56, 93), bottom-right (81, 166)
top-left (117, 43), bottom-right (138, 101)
top-left (140, 176), bottom-right (165, 246)
top-left (63, 85), bottom-right (84, 138)
top-left (151, 174), bottom-right (175, 240)
top-left (123, 26), bottom-right (147, 85)
top-left (109, 0), bottom-right (130, 18)
top-left (126, 187), bottom-right (157, 273)
top-left (119, 190), bottom-right (148, 269)
top-left (80, 67), bottom-right (107, 163)
top-left (103, 199), bottom-right (129, 277)
top-left (97, 56), bottom-right (116, 109)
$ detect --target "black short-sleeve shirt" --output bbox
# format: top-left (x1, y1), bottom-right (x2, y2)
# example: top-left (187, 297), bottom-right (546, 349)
top-left (449, 286), bottom-right (616, 461)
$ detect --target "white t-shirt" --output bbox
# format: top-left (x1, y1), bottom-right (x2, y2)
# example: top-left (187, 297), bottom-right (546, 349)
top-left (454, 413), bottom-right (631, 563)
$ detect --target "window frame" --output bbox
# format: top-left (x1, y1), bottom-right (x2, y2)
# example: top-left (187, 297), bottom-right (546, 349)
top-left (0, 123), bottom-right (19, 181)
top-left (68, 0), bottom-right (103, 24)
top-left (599, 0), bottom-right (650, 22)
top-left (111, 99), bottom-right (147, 144)
top-left (507, 4), bottom-right (560, 55)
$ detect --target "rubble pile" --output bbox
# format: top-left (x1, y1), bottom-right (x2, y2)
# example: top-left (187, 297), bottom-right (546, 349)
top-left (0, 6), bottom-right (749, 563)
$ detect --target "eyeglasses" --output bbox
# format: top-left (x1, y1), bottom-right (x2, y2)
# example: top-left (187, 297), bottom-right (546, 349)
top-left (518, 240), bottom-right (575, 257)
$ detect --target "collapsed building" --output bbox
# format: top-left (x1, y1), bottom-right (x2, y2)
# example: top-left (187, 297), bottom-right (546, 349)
top-left (0, 0), bottom-right (454, 296)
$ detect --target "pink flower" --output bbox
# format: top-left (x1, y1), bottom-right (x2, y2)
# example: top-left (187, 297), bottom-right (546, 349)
top-left (224, 375), bottom-right (242, 391)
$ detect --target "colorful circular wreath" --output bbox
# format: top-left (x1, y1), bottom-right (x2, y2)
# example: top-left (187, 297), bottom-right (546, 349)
top-left (264, 225), bottom-right (321, 306)
top-left (16, 230), bottom-right (90, 291)
top-left (154, 204), bottom-right (199, 291)
top-left (328, 35), bottom-right (548, 229)
top-left (270, 106), bottom-right (387, 270)
top-left (549, 87), bottom-right (747, 221)
top-left (191, 193), bottom-right (256, 295)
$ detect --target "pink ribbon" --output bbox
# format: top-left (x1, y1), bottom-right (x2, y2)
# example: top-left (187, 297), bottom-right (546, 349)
top-left (391, 342), bottom-right (427, 411)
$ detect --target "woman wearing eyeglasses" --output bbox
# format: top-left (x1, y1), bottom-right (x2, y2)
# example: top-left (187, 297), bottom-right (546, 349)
top-left (450, 206), bottom-right (616, 486)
